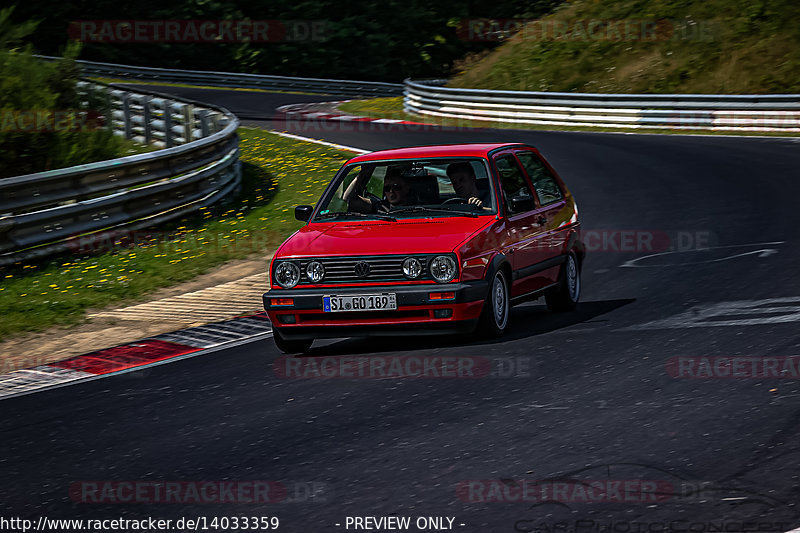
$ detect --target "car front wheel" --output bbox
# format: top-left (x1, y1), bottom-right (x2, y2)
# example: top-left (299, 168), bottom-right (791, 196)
top-left (545, 252), bottom-right (580, 312)
top-left (272, 330), bottom-right (313, 354)
top-left (478, 268), bottom-right (510, 337)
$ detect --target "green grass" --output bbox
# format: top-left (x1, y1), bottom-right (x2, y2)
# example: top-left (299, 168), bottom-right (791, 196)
top-left (0, 128), bottom-right (350, 341)
top-left (450, 0), bottom-right (800, 94)
top-left (337, 96), bottom-right (800, 137)
top-left (339, 97), bottom-right (408, 119)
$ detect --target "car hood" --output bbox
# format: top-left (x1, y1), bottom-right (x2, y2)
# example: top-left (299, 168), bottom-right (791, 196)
top-left (277, 217), bottom-right (494, 258)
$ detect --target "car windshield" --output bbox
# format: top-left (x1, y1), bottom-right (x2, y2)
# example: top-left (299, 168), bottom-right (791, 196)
top-left (312, 158), bottom-right (496, 221)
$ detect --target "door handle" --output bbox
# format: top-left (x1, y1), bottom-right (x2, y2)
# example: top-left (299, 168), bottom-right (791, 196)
top-left (536, 215), bottom-right (547, 225)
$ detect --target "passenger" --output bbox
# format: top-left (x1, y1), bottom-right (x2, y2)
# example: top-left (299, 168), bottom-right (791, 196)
top-left (446, 162), bottom-right (491, 208)
top-left (348, 166), bottom-right (412, 213)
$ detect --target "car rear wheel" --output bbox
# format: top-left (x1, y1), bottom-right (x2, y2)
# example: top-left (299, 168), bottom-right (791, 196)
top-left (545, 252), bottom-right (580, 312)
top-left (273, 330), bottom-right (313, 354)
top-left (478, 268), bottom-right (510, 338)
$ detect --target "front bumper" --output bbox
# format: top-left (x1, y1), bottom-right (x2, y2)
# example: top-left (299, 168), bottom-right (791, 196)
top-left (263, 281), bottom-right (488, 340)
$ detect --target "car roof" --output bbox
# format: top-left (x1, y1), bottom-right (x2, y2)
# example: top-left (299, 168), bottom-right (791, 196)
top-left (347, 143), bottom-right (530, 164)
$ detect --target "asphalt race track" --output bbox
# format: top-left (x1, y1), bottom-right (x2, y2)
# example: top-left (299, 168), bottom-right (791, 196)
top-left (2, 87), bottom-right (800, 532)
top-left (115, 84), bottom-right (353, 120)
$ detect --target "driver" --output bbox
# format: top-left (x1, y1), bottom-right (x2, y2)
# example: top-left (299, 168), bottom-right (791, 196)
top-left (446, 162), bottom-right (491, 208)
top-left (381, 171), bottom-right (411, 208)
top-left (347, 166), bottom-right (412, 213)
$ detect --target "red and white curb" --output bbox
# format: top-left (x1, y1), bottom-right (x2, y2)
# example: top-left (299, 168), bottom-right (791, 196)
top-left (0, 313), bottom-right (273, 400)
top-left (276, 101), bottom-right (424, 126)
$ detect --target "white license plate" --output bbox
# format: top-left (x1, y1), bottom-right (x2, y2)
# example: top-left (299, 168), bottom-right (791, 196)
top-left (323, 293), bottom-right (397, 312)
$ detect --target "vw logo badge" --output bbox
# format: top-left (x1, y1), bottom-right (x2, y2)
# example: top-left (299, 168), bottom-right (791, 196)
top-left (354, 261), bottom-right (370, 278)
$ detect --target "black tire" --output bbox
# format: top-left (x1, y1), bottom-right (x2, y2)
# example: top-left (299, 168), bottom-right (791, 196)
top-left (545, 252), bottom-right (581, 312)
top-left (477, 268), bottom-right (511, 338)
top-left (273, 330), bottom-right (313, 354)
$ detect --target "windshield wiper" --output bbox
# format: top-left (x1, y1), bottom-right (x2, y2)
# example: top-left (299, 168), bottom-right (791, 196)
top-left (391, 206), bottom-right (479, 218)
top-left (314, 211), bottom-right (397, 222)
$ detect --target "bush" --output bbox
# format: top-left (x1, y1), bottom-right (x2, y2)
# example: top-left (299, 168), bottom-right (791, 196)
top-left (0, 7), bottom-right (123, 179)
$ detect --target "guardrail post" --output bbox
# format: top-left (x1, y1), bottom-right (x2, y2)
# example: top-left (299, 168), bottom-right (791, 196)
top-left (122, 92), bottom-right (133, 139)
top-left (103, 85), bottom-right (113, 132)
top-left (143, 96), bottom-right (152, 144)
top-left (210, 112), bottom-right (221, 133)
top-left (197, 109), bottom-right (210, 138)
top-left (164, 100), bottom-right (173, 148)
top-left (183, 104), bottom-right (194, 143)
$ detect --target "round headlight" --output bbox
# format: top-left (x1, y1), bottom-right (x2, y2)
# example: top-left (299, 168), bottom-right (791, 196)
top-left (306, 261), bottom-right (325, 283)
top-left (402, 257), bottom-right (422, 279)
top-left (274, 261), bottom-right (301, 288)
top-left (429, 255), bottom-right (457, 283)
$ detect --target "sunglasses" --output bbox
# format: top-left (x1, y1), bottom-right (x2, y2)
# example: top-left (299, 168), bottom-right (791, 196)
top-left (383, 183), bottom-right (405, 193)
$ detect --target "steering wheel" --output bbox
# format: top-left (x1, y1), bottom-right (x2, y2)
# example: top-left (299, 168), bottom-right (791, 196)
top-left (365, 191), bottom-right (383, 204)
top-left (441, 197), bottom-right (468, 205)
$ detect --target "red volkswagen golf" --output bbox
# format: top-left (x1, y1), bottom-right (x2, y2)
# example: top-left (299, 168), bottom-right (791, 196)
top-left (263, 143), bottom-right (584, 353)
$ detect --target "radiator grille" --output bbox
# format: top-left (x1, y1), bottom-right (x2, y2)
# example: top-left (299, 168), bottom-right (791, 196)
top-left (282, 255), bottom-right (433, 284)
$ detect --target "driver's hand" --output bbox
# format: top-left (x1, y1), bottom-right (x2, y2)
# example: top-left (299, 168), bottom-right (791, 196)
top-left (467, 197), bottom-right (483, 207)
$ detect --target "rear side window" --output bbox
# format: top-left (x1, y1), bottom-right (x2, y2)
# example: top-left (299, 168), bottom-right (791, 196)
top-left (494, 154), bottom-right (535, 215)
top-left (516, 151), bottom-right (564, 205)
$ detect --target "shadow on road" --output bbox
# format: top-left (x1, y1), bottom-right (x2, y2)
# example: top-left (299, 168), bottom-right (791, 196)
top-left (304, 298), bottom-right (635, 356)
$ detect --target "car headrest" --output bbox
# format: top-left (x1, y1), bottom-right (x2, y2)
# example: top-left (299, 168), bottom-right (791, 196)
top-left (407, 174), bottom-right (440, 204)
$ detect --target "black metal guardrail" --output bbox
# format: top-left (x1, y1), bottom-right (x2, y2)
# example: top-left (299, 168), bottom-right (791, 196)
top-left (0, 80), bottom-right (241, 266)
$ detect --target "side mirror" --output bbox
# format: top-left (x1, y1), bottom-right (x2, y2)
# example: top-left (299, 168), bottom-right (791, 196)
top-left (295, 205), bottom-right (313, 222)
top-left (510, 195), bottom-right (534, 213)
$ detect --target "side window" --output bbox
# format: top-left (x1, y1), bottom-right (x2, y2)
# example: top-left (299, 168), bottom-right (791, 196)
top-left (366, 166), bottom-right (386, 198)
top-left (494, 155), bottom-right (536, 215)
top-left (516, 151), bottom-right (564, 205)
top-left (325, 165), bottom-right (363, 212)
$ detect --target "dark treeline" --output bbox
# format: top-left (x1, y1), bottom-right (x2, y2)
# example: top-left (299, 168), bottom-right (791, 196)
top-left (11, 0), bottom-right (561, 81)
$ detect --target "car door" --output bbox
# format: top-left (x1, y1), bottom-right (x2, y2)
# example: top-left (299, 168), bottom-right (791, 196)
top-left (492, 151), bottom-right (553, 298)
top-left (514, 149), bottom-right (572, 272)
